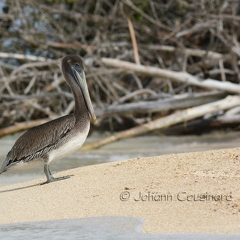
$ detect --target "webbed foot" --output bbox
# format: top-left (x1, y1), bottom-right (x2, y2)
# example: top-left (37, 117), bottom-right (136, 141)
top-left (41, 163), bottom-right (70, 185)
top-left (40, 175), bottom-right (70, 185)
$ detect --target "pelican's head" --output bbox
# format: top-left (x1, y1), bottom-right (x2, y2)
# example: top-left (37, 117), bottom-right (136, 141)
top-left (61, 54), bottom-right (97, 123)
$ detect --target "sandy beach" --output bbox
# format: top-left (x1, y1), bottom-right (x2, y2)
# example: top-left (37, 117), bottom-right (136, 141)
top-left (0, 147), bottom-right (240, 234)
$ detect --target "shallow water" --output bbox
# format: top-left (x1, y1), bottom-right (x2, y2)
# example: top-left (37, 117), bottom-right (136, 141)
top-left (0, 217), bottom-right (239, 240)
top-left (0, 130), bottom-right (240, 186)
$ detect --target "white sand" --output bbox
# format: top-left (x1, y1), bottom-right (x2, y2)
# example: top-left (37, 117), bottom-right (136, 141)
top-left (0, 148), bottom-right (240, 233)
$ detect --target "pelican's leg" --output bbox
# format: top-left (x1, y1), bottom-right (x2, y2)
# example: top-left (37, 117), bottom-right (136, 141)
top-left (44, 164), bottom-right (54, 182)
top-left (41, 163), bottom-right (69, 185)
top-left (48, 167), bottom-right (53, 178)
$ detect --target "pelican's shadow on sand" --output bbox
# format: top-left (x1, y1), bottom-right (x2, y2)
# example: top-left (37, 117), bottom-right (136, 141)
top-left (0, 174), bottom-right (73, 193)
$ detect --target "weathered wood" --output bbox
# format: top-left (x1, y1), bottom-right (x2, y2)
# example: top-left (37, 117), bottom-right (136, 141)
top-left (127, 18), bottom-right (140, 65)
top-left (101, 58), bottom-right (240, 94)
top-left (82, 95), bottom-right (240, 150)
top-left (161, 114), bottom-right (240, 135)
top-left (147, 44), bottom-right (224, 59)
top-left (0, 119), bottom-right (50, 137)
top-left (95, 91), bottom-right (227, 117)
top-left (0, 52), bottom-right (52, 62)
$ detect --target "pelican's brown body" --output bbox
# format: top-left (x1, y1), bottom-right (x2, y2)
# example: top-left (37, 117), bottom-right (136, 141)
top-left (0, 55), bottom-right (96, 184)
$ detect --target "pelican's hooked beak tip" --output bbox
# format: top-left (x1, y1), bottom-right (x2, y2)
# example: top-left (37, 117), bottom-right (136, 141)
top-left (91, 116), bottom-right (97, 124)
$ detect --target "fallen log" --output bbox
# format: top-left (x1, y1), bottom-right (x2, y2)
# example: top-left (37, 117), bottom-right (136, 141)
top-left (81, 95), bottom-right (240, 150)
top-left (161, 115), bottom-right (240, 135)
top-left (95, 91), bottom-right (226, 117)
top-left (0, 118), bottom-right (50, 137)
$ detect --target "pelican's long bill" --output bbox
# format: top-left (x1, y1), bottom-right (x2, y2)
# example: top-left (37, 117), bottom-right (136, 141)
top-left (71, 65), bottom-right (97, 123)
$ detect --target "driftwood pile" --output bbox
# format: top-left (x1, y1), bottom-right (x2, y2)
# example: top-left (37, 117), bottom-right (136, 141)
top-left (1, 1), bottom-right (240, 148)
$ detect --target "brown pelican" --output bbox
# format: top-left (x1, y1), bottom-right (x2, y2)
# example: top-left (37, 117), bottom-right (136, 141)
top-left (0, 54), bottom-right (96, 184)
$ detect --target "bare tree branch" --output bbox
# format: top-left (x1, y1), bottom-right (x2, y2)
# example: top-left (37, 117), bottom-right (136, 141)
top-left (101, 58), bottom-right (240, 94)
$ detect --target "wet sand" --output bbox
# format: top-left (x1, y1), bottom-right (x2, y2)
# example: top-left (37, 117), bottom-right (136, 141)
top-left (0, 148), bottom-right (240, 233)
